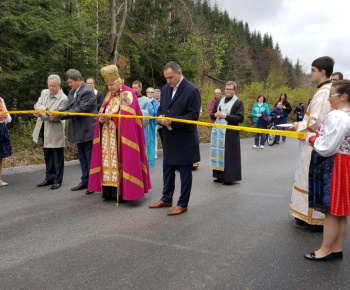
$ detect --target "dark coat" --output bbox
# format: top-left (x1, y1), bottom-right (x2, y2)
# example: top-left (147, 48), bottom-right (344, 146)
top-left (95, 90), bottom-right (105, 111)
top-left (210, 97), bottom-right (244, 183)
top-left (270, 107), bottom-right (284, 125)
top-left (158, 77), bottom-right (201, 165)
top-left (60, 82), bottom-right (97, 144)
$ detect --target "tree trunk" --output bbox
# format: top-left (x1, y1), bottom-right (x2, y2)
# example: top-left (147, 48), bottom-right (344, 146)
top-left (95, 0), bottom-right (100, 77)
top-left (110, 0), bottom-right (128, 65)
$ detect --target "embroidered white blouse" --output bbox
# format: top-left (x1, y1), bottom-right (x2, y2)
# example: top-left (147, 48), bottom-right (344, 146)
top-left (0, 97), bottom-right (12, 123)
top-left (308, 109), bottom-right (350, 157)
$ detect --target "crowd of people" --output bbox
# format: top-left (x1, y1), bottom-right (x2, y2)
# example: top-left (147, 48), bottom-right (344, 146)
top-left (250, 93), bottom-right (292, 148)
top-left (1, 56), bottom-right (350, 261)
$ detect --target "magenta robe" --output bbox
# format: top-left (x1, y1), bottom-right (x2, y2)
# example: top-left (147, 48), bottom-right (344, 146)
top-left (88, 85), bottom-right (151, 200)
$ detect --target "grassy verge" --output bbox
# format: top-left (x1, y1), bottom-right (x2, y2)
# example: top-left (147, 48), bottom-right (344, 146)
top-left (4, 118), bottom-right (77, 168)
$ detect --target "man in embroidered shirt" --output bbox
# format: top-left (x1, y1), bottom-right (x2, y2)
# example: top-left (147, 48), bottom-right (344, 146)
top-left (289, 56), bottom-right (334, 230)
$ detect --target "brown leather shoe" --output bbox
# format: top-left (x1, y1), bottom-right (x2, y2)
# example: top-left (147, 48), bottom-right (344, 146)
top-left (167, 206), bottom-right (188, 215)
top-left (148, 200), bottom-right (172, 208)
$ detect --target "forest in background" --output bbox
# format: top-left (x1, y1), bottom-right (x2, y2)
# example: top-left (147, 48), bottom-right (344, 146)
top-left (0, 0), bottom-right (316, 167)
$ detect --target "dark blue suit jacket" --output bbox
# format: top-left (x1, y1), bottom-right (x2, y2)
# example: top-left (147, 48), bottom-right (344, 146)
top-left (60, 83), bottom-right (97, 144)
top-left (158, 77), bottom-right (201, 165)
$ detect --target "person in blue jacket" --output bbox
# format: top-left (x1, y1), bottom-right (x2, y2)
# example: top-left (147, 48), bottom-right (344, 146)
top-left (270, 102), bottom-right (284, 143)
top-left (274, 93), bottom-right (292, 142)
top-left (251, 94), bottom-right (270, 149)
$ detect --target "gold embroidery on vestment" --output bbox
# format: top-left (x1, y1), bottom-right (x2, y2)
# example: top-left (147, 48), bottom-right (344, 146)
top-left (101, 97), bottom-right (120, 184)
top-left (122, 106), bottom-right (136, 116)
top-left (123, 172), bottom-right (144, 188)
top-left (293, 185), bottom-right (308, 194)
top-left (121, 136), bottom-right (140, 152)
top-left (89, 167), bottom-right (101, 175)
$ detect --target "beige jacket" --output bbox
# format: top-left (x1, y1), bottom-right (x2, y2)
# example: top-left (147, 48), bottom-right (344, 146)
top-left (32, 89), bottom-right (68, 148)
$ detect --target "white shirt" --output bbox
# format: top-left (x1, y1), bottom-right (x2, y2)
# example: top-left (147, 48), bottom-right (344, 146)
top-left (74, 86), bottom-right (81, 99)
top-left (171, 76), bottom-right (184, 99)
top-left (0, 97), bottom-right (11, 123)
top-left (313, 109), bottom-right (350, 157)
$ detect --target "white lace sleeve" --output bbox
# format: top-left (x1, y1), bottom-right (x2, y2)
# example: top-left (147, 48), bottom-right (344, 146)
top-left (314, 110), bottom-right (350, 157)
top-left (1, 98), bottom-right (11, 123)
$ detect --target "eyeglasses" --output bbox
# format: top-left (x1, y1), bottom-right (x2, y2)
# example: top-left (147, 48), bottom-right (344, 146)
top-left (329, 93), bottom-right (341, 98)
top-left (225, 88), bottom-right (235, 91)
top-left (147, 91), bottom-right (154, 93)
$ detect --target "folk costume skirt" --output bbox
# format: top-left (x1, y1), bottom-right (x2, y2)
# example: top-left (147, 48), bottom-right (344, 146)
top-left (0, 123), bottom-right (12, 158)
top-left (330, 154), bottom-right (350, 216)
top-left (308, 150), bottom-right (335, 213)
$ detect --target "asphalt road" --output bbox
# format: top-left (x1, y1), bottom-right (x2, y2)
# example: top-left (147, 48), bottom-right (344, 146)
top-left (1, 137), bottom-right (349, 289)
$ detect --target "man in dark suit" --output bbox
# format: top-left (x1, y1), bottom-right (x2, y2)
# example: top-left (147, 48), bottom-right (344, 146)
top-left (86, 77), bottom-right (105, 111)
top-left (148, 61), bottom-right (201, 215)
top-left (54, 69), bottom-right (97, 194)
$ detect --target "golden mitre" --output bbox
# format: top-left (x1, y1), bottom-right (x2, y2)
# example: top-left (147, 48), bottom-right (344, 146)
top-left (100, 65), bottom-right (120, 84)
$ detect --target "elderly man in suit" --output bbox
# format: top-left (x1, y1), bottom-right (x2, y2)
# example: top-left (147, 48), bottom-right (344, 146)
top-left (54, 69), bottom-right (97, 195)
top-left (33, 74), bottom-right (68, 190)
top-left (149, 61), bottom-right (201, 215)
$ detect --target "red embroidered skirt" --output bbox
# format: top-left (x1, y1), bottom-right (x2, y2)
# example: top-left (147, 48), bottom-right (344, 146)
top-left (330, 154), bottom-right (350, 216)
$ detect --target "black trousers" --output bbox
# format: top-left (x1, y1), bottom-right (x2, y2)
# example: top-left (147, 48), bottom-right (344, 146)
top-left (44, 147), bottom-right (64, 184)
top-left (161, 162), bottom-right (193, 207)
top-left (40, 124), bottom-right (64, 184)
top-left (77, 140), bottom-right (93, 185)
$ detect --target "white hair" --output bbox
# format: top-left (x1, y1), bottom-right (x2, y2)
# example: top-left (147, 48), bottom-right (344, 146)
top-left (48, 74), bottom-right (61, 85)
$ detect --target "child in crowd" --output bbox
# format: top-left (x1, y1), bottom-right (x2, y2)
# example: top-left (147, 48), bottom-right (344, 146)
top-left (269, 102), bottom-right (284, 144)
top-left (294, 102), bottom-right (305, 121)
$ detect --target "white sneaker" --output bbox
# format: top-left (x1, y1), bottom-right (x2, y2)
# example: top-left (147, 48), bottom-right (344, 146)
top-left (260, 145), bottom-right (264, 149)
top-left (252, 145), bottom-right (258, 148)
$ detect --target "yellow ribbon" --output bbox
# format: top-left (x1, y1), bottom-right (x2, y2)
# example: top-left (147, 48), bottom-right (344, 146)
top-left (7, 110), bottom-right (306, 139)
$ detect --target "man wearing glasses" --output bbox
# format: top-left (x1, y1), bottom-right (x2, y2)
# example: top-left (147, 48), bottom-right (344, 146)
top-left (209, 81), bottom-right (244, 185)
top-left (290, 56), bottom-right (334, 231)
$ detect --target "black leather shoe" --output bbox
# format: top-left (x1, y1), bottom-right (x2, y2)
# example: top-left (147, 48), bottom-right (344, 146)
top-left (304, 252), bottom-right (334, 261)
top-left (223, 182), bottom-right (234, 185)
top-left (294, 218), bottom-right (308, 229)
top-left (308, 224), bottom-right (324, 232)
top-left (213, 178), bottom-right (224, 183)
top-left (71, 183), bottom-right (88, 191)
top-left (51, 183), bottom-right (61, 190)
top-left (332, 251), bottom-right (343, 260)
top-left (37, 180), bottom-right (54, 187)
top-left (86, 190), bottom-right (94, 195)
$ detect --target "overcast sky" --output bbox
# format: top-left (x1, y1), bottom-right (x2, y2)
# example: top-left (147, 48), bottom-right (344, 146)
top-left (212, 0), bottom-right (349, 78)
